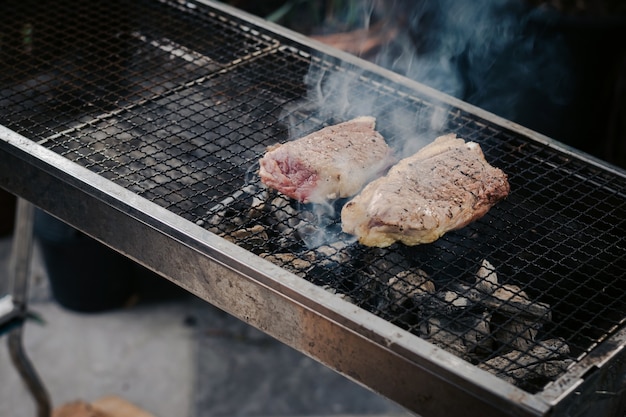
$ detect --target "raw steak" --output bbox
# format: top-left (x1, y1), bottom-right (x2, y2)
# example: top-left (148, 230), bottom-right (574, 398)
top-left (341, 134), bottom-right (510, 247)
top-left (259, 116), bottom-right (394, 204)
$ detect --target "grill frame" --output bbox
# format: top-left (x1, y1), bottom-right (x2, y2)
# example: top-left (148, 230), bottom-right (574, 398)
top-left (1, 1), bottom-right (625, 416)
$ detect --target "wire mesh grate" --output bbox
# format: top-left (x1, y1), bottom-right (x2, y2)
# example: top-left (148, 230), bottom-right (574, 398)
top-left (1, 0), bottom-right (625, 394)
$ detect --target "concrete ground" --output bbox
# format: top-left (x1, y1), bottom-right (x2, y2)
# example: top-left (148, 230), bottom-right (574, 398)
top-left (0, 235), bottom-right (412, 417)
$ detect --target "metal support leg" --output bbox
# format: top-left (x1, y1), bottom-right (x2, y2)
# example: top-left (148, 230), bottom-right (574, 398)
top-left (7, 198), bottom-right (51, 417)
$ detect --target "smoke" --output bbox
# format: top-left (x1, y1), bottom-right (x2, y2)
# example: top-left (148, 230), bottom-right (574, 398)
top-left (296, 0), bottom-right (573, 144)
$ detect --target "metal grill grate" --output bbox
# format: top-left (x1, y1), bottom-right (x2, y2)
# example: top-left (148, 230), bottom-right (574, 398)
top-left (2, 0), bottom-right (625, 396)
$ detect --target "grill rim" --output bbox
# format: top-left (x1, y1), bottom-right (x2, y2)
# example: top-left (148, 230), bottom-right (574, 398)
top-left (1, 0), bottom-right (626, 415)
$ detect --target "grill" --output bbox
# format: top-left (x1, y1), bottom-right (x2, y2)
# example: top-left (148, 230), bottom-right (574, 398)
top-left (1, 1), bottom-right (625, 416)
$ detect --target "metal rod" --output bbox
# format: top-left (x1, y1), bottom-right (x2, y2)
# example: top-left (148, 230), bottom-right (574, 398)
top-left (7, 198), bottom-right (51, 417)
top-left (9, 198), bottom-right (35, 307)
top-left (8, 326), bottom-right (51, 417)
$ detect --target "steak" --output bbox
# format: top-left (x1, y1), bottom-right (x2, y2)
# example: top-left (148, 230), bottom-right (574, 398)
top-left (341, 134), bottom-right (510, 247)
top-left (259, 116), bottom-right (394, 204)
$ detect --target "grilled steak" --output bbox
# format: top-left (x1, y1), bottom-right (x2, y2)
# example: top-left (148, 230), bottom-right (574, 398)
top-left (341, 134), bottom-right (510, 247)
top-left (259, 116), bottom-right (394, 204)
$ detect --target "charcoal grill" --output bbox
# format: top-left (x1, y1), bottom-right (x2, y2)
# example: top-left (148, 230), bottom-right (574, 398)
top-left (1, 1), bottom-right (625, 416)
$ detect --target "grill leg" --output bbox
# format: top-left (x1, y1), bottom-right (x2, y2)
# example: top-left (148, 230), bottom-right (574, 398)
top-left (6, 198), bottom-right (51, 417)
top-left (8, 326), bottom-right (51, 417)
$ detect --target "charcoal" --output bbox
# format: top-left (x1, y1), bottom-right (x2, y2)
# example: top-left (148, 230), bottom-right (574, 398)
top-left (302, 241), bottom-right (352, 266)
top-left (245, 191), bottom-right (268, 219)
top-left (366, 247), bottom-right (413, 281)
top-left (224, 225), bottom-right (268, 251)
top-left (441, 290), bottom-right (471, 309)
top-left (270, 196), bottom-right (301, 233)
top-left (479, 338), bottom-right (572, 385)
top-left (467, 282), bottom-right (552, 321)
top-left (322, 285), bottom-right (354, 304)
top-left (475, 258), bottom-right (499, 293)
top-left (489, 285), bottom-right (544, 351)
top-left (387, 269), bottom-right (435, 306)
top-left (424, 316), bottom-right (469, 358)
top-left (259, 253), bottom-right (311, 277)
top-left (423, 311), bottom-right (493, 361)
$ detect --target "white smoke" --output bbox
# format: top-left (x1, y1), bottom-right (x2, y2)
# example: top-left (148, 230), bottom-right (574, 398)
top-left (299, 0), bottom-right (572, 141)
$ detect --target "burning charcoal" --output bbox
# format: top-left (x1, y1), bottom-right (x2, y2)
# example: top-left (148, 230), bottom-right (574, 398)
top-left (468, 311), bottom-right (494, 356)
top-left (267, 193), bottom-right (344, 248)
top-left (267, 197), bottom-right (314, 248)
top-left (273, 233), bottom-right (305, 254)
top-left (259, 253), bottom-right (311, 277)
top-left (298, 241), bottom-right (360, 292)
top-left (493, 285), bottom-right (532, 305)
top-left (315, 241), bottom-right (351, 262)
top-left (322, 285), bottom-right (354, 304)
top-left (223, 225), bottom-right (268, 251)
top-left (366, 248), bottom-right (413, 282)
top-left (477, 282), bottom-right (550, 352)
top-left (302, 241), bottom-right (352, 266)
top-left (422, 286), bottom-right (474, 318)
top-left (471, 259), bottom-right (552, 320)
top-left (207, 208), bottom-right (245, 229)
top-left (475, 258), bottom-right (499, 293)
top-left (424, 317), bottom-right (469, 358)
top-left (489, 285), bottom-right (543, 351)
top-left (472, 259), bottom-right (553, 352)
top-left (271, 196), bottom-right (300, 228)
top-left (268, 196), bottom-right (329, 248)
top-left (296, 222), bottom-right (320, 245)
top-left (246, 190), bottom-right (268, 219)
top-left (419, 282), bottom-right (493, 360)
top-left (387, 269), bottom-right (435, 307)
top-left (205, 184), bottom-right (260, 226)
top-left (228, 224), bottom-right (266, 240)
top-left (472, 260), bottom-right (552, 350)
top-left (204, 198), bottom-right (251, 233)
top-left (315, 243), bottom-right (339, 257)
top-left (382, 269), bottom-right (434, 324)
top-left (295, 206), bottom-right (342, 249)
top-left (441, 290), bottom-right (471, 309)
top-left (463, 283), bottom-right (552, 321)
top-left (423, 311), bottom-right (493, 361)
top-left (479, 338), bottom-right (573, 386)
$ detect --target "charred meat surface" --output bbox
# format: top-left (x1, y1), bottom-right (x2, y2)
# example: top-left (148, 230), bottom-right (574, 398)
top-left (341, 134), bottom-right (510, 247)
top-left (258, 116), bottom-right (394, 204)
